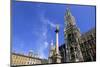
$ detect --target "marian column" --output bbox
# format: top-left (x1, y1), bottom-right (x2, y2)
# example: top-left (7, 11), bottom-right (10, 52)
top-left (55, 25), bottom-right (59, 55)
top-left (54, 25), bottom-right (61, 63)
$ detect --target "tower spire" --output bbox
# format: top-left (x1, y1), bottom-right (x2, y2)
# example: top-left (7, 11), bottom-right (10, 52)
top-left (66, 8), bottom-right (72, 17)
top-left (65, 8), bottom-right (76, 26)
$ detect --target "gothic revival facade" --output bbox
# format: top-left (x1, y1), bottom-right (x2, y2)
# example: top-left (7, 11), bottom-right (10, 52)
top-left (80, 28), bottom-right (96, 62)
top-left (59, 8), bottom-right (96, 63)
top-left (64, 8), bottom-right (84, 62)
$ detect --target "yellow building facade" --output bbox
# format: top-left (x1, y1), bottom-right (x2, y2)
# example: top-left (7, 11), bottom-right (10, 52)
top-left (11, 53), bottom-right (42, 66)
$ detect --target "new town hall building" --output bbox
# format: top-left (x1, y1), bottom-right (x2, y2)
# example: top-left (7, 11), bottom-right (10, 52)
top-left (49, 8), bottom-right (96, 63)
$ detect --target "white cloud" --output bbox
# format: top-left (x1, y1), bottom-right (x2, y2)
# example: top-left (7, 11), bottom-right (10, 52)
top-left (32, 17), bottom-right (49, 59)
top-left (44, 41), bottom-right (49, 48)
top-left (31, 12), bottom-right (61, 59)
top-left (40, 12), bottom-right (56, 28)
top-left (34, 12), bottom-right (56, 59)
top-left (37, 41), bottom-right (49, 59)
top-left (37, 39), bottom-right (49, 59)
top-left (39, 51), bottom-right (47, 59)
top-left (43, 32), bottom-right (46, 36)
top-left (47, 20), bottom-right (56, 28)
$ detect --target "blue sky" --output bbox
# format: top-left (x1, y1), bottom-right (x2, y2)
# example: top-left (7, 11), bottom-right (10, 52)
top-left (12, 1), bottom-right (96, 59)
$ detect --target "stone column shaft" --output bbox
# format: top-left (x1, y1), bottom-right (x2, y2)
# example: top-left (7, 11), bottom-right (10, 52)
top-left (56, 32), bottom-right (59, 54)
